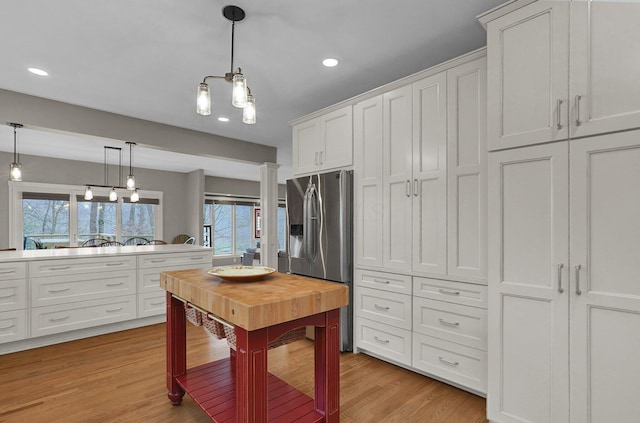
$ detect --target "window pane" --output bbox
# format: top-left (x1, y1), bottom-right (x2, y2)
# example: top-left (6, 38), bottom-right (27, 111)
top-left (278, 206), bottom-right (286, 251)
top-left (121, 202), bottom-right (156, 241)
top-left (214, 204), bottom-right (232, 254)
top-left (77, 200), bottom-right (117, 245)
top-left (23, 198), bottom-right (70, 249)
top-left (234, 205), bottom-right (253, 254)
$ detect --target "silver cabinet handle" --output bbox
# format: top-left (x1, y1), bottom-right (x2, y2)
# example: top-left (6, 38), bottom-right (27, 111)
top-left (0, 292), bottom-right (16, 299)
top-left (374, 336), bottom-right (390, 344)
top-left (438, 318), bottom-right (460, 328)
top-left (106, 262), bottom-right (124, 267)
top-left (438, 356), bottom-right (459, 366)
top-left (372, 278), bottom-right (390, 285)
top-left (0, 269), bottom-right (16, 274)
top-left (0, 323), bottom-right (16, 330)
top-left (48, 315), bottom-right (70, 322)
top-left (105, 282), bottom-right (124, 287)
top-left (47, 287), bottom-right (71, 293)
top-left (575, 95), bottom-right (582, 127)
top-left (413, 179), bottom-right (419, 197)
top-left (314, 151), bottom-right (318, 166)
top-left (405, 180), bottom-right (411, 197)
top-left (575, 264), bottom-right (582, 295)
top-left (190, 256), bottom-right (204, 260)
top-left (150, 301), bottom-right (165, 306)
top-left (374, 304), bottom-right (390, 311)
top-left (319, 151), bottom-right (323, 166)
top-left (150, 259), bottom-right (166, 263)
top-left (556, 99), bottom-right (564, 130)
top-left (48, 266), bottom-right (70, 271)
top-left (557, 263), bottom-right (564, 293)
top-left (438, 288), bottom-right (461, 296)
top-left (106, 307), bottom-right (124, 313)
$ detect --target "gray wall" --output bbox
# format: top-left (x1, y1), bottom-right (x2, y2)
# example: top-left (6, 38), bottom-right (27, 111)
top-left (0, 151), bottom-right (192, 249)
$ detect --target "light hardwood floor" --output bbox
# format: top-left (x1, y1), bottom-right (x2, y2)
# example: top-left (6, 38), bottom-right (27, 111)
top-left (0, 324), bottom-right (487, 422)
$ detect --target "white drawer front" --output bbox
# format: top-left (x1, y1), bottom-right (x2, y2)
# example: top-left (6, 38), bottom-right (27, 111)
top-left (413, 277), bottom-right (487, 308)
top-left (355, 268), bottom-right (412, 295)
top-left (412, 332), bottom-right (487, 394)
top-left (356, 318), bottom-right (412, 366)
top-left (138, 292), bottom-right (166, 318)
top-left (31, 270), bottom-right (136, 307)
top-left (0, 309), bottom-right (27, 344)
top-left (0, 262), bottom-right (27, 281)
top-left (31, 295), bottom-right (136, 337)
top-left (355, 287), bottom-right (411, 330)
top-left (29, 256), bottom-right (136, 277)
top-left (138, 264), bottom-right (208, 294)
top-left (0, 279), bottom-right (27, 312)
top-left (138, 252), bottom-right (211, 269)
top-left (413, 297), bottom-right (487, 350)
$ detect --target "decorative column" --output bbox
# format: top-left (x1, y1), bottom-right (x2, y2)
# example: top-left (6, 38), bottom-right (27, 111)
top-left (259, 163), bottom-right (279, 268)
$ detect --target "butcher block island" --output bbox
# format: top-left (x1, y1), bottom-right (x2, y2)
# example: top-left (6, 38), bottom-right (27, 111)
top-left (160, 268), bottom-right (349, 423)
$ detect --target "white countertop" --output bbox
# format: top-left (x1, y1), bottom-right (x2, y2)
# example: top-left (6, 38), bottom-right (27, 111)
top-left (0, 244), bottom-right (212, 263)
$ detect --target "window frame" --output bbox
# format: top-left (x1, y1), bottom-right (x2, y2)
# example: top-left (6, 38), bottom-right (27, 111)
top-left (9, 181), bottom-right (163, 249)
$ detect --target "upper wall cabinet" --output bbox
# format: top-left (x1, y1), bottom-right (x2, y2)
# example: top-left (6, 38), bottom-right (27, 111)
top-left (486, 1), bottom-right (640, 150)
top-left (292, 105), bottom-right (353, 176)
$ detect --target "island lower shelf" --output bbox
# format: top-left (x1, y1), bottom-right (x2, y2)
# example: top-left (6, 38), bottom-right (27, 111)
top-left (177, 358), bottom-right (323, 423)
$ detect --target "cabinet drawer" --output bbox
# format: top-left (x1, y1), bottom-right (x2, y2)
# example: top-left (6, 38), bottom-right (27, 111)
top-left (0, 309), bottom-right (27, 344)
top-left (31, 271), bottom-right (136, 307)
top-left (31, 295), bottom-right (136, 337)
top-left (355, 317), bottom-right (412, 366)
top-left (413, 277), bottom-right (487, 308)
top-left (0, 279), bottom-right (27, 312)
top-left (412, 332), bottom-right (487, 394)
top-left (138, 264), bottom-right (207, 294)
top-left (138, 252), bottom-right (211, 269)
top-left (355, 268), bottom-right (412, 295)
top-left (413, 297), bottom-right (487, 350)
top-left (355, 287), bottom-right (411, 330)
top-left (138, 292), bottom-right (166, 318)
top-left (0, 262), bottom-right (26, 281)
top-left (29, 256), bottom-right (136, 277)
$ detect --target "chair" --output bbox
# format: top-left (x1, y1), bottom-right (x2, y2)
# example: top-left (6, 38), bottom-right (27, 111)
top-left (145, 240), bottom-right (167, 245)
top-left (171, 234), bottom-right (191, 244)
top-left (82, 238), bottom-right (109, 247)
top-left (123, 237), bottom-right (149, 246)
top-left (97, 241), bottom-right (124, 247)
top-left (184, 237), bottom-right (196, 245)
top-left (23, 237), bottom-right (44, 250)
top-left (241, 252), bottom-right (254, 266)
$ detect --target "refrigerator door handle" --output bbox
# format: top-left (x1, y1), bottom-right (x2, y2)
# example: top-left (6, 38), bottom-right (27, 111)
top-left (303, 182), bottom-right (319, 262)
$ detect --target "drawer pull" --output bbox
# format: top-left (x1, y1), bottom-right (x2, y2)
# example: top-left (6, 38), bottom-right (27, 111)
top-left (374, 336), bottom-right (390, 344)
top-left (150, 301), bottom-right (165, 306)
top-left (47, 287), bottom-right (71, 293)
top-left (372, 278), bottom-right (390, 285)
top-left (105, 282), bottom-right (125, 287)
top-left (106, 262), bottom-right (125, 267)
top-left (373, 304), bottom-right (390, 311)
top-left (150, 259), bottom-right (166, 263)
top-left (106, 307), bottom-right (124, 313)
top-left (190, 256), bottom-right (205, 260)
top-left (48, 315), bottom-right (70, 322)
top-left (438, 356), bottom-right (460, 367)
top-left (48, 266), bottom-right (70, 271)
top-left (0, 292), bottom-right (16, 299)
top-left (0, 269), bottom-right (16, 274)
top-left (0, 323), bottom-right (16, 330)
top-left (438, 318), bottom-right (460, 328)
top-left (438, 288), bottom-right (461, 296)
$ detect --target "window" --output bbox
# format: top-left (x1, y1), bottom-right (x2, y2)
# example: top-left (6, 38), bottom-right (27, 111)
top-left (9, 182), bottom-right (163, 249)
top-left (204, 197), bottom-right (286, 254)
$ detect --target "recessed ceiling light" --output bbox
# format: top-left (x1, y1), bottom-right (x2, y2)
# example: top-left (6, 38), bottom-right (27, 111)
top-left (28, 67), bottom-right (49, 76)
top-left (218, 117), bottom-right (229, 122)
top-left (322, 58), bottom-right (339, 68)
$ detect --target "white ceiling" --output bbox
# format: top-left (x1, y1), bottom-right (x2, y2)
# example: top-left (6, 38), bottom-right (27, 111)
top-left (0, 0), bottom-right (502, 183)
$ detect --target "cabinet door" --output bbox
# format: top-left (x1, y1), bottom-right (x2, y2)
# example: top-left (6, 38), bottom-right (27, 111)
top-left (570, 2), bottom-right (640, 138)
top-left (382, 85), bottom-right (413, 272)
top-left (320, 106), bottom-right (353, 171)
top-left (292, 118), bottom-right (320, 176)
top-left (486, 1), bottom-right (569, 150)
top-left (412, 72), bottom-right (447, 275)
top-left (447, 57), bottom-right (487, 281)
top-left (570, 132), bottom-right (640, 423)
top-left (487, 143), bottom-right (569, 423)
top-left (354, 96), bottom-right (384, 268)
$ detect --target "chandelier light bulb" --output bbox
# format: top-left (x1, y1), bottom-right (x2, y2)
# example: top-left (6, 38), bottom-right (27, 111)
top-left (109, 188), bottom-right (118, 202)
top-left (130, 189), bottom-right (139, 203)
top-left (196, 83), bottom-right (212, 115)
top-left (84, 186), bottom-right (94, 200)
top-left (242, 94), bottom-right (256, 124)
top-left (126, 175), bottom-right (136, 190)
top-left (10, 163), bottom-right (22, 181)
top-left (231, 72), bottom-right (248, 108)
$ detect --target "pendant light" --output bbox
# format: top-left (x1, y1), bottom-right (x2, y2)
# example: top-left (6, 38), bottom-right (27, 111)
top-left (8, 123), bottom-right (23, 181)
top-left (83, 144), bottom-right (143, 203)
top-left (196, 5), bottom-right (256, 123)
top-left (84, 186), bottom-right (94, 200)
top-left (125, 141), bottom-right (136, 191)
top-left (130, 189), bottom-right (140, 203)
top-left (109, 187), bottom-right (118, 202)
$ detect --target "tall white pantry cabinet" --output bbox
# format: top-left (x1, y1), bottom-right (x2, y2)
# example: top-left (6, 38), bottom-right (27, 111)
top-left (481, 1), bottom-right (640, 422)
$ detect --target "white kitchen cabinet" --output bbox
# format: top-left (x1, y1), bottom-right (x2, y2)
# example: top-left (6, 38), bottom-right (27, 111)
top-left (0, 262), bottom-right (28, 344)
top-left (487, 131), bottom-right (640, 422)
top-left (292, 105), bottom-right (353, 176)
top-left (485, 1), bottom-right (640, 150)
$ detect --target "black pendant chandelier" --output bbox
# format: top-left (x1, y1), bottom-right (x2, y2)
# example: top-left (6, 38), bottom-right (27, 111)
top-left (196, 5), bottom-right (256, 124)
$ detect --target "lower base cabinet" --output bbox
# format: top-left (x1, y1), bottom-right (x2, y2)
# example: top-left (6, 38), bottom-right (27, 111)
top-left (0, 309), bottom-right (27, 343)
top-left (355, 317), bottom-right (412, 366)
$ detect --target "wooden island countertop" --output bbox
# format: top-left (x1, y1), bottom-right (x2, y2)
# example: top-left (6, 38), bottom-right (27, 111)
top-left (160, 268), bottom-right (348, 330)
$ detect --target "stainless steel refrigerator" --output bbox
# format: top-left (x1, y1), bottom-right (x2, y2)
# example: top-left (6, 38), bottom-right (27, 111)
top-left (286, 169), bottom-right (353, 351)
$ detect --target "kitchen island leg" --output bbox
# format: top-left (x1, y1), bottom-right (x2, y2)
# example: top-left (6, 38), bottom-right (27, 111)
top-left (315, 308), bottom-right (341, 422)
top-left (235, 325), bottom-right (269, 422)
top-left (166, 292), bottom-right (186, 405)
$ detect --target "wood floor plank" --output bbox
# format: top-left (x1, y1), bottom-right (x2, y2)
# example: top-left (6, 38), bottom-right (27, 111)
top-left (0, 323), bottom-right (487, 422)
